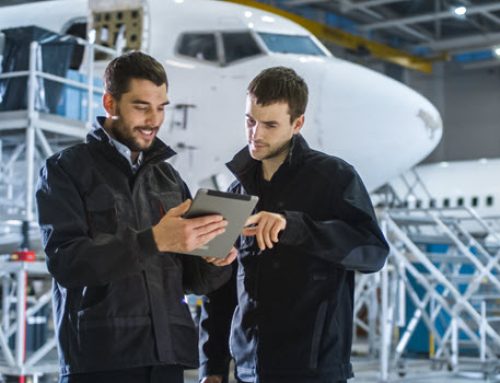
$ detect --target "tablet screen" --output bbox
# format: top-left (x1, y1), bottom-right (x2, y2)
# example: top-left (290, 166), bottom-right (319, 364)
top-left (181, 189), bottom-right (259, 258)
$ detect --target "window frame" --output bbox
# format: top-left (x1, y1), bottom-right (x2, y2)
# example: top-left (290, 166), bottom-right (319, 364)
top-left (175, 31), bottom-right (223, 66)
top-left (254, 31), bottom-right (328, 57)
top-left (175, 29), bottom-right (265, 67)
top-left (486, 195), bottom-right (494, 207)
top-left (219, 30), bottom-right (265, 66)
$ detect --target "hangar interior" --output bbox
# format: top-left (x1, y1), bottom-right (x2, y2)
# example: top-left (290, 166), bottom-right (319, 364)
top-left (0, 0), bottom-right (500, 382)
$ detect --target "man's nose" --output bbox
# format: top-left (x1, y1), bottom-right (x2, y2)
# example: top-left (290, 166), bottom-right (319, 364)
top-left (251, 124), bottom-right (263, 140)
top-left (146, 109), bottom-right (163, 127)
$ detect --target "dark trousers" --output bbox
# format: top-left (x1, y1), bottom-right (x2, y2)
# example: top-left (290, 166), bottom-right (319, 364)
top-left (59, 365), bottom-right (184, 383)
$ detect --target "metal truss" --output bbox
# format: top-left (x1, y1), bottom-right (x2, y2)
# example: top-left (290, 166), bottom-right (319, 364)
top-left (0, 261), bottom-right (55, 383)
top-left (0, 35), bottom-right (117, 254)
top-left (0, 33), bottom-right (116, 381)
top-left (369, 206), bottom-right (500, 381)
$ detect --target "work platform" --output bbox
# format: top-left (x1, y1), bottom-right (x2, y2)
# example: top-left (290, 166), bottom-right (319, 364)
top-left (0, 30), bottom-right (114, 382)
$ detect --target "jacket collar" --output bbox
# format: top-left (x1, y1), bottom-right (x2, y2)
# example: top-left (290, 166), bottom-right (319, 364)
top-left (226, 134), bottom-right (310, 186)
top-left (88, 117), bottom-right (177, 167)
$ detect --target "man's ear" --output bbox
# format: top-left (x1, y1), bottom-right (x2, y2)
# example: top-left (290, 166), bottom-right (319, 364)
top-left (293, 114), bottom-right (305, 134)
top-left (103, 93), bottom-right (116, 117)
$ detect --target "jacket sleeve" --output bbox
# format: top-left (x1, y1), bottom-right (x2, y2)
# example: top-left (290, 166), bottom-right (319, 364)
top-left (279, 166), bottom-right (389, 273)
top-left (177, 178), bottom-right (233, 295)
top-left (198, 264), bottom-right (237, 381)
top-left (182, 256), bottom-right (232, 295)
top-left (36, 157), bottom-right (157, 289)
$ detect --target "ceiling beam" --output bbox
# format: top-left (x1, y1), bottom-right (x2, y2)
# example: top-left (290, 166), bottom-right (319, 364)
top-left (287, 0), bottom-right (433, 42)
top-left (417, 31), bottom-right (500, 52)
top-left (286, 0), bottom-right (329, 7)
top-left (224, 0), bottom-right (434, 73)
top-left (481, 11), bottom-right (500, 26)
top-left (361, 2), bottom-right (500, 31)
top-left (434, 0), bottom-right (442, 39)
top-left (350, 1), bottom-right (433, 42)
top-left (341, 0), bottom-right (412, 12)
top-left (462, 58), bottom-right (500, 70)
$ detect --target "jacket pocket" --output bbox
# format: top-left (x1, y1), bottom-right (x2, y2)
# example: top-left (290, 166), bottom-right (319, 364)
top-left (76, 273), bottom-right (150, 318)
top-left (78, 284), bottom-right (110, 313)
top-left (169, 314), bottom-right (199, 366)
top-left (76, 315), bottom-right (156, 369)
top-left (85, 184), bottom-right (118, 235)
top-left (309, 300), bottom-right (328, 370)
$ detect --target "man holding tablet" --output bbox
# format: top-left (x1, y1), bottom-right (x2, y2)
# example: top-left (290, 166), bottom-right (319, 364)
top-left (36, 51), bottom-right (234, 383)
top-left (200, 67), bottom-right (390, 383)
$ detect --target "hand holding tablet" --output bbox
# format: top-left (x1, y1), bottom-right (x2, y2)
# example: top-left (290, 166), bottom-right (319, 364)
top-left (180, 189), bottom-right (259, 258)
top-left (152, 198), bottom-right (228, 254)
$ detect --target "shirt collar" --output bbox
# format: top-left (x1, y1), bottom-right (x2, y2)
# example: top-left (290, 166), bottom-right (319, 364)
top-left (226, 134), bottom-right (309, 180)
top-left (93, 117), bottom-right (143, 173)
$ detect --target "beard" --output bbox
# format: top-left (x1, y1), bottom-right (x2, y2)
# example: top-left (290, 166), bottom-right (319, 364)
top-left (251, 139), bottom-right (291, 161)
top-left (109, 107), bottom-right (156, 152)
top-left (110, 119), bottom-right (144, 152)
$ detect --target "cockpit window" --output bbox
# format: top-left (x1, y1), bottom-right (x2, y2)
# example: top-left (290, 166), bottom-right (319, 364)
top-left (177, 33), bottom-right (218, 62)
top-left (221, 32), bottom-right (261, 64)
top-left (258, 33), bottom-right (325, 56)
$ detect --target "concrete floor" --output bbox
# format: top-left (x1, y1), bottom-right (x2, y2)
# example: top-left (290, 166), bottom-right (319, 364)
top-left (184, 358), bottom-right (500, 383)
top-left (3, 358), bottom-right (498, 382)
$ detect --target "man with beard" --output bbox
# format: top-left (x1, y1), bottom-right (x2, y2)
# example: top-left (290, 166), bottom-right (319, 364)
top-left (199, 67), bottom-right (389, 383)
top-left (36, 51), bottom-right (235, 383)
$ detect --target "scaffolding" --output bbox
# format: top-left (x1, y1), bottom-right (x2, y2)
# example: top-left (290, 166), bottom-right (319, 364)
top-left (0, 261), bottom-right (54, 383)
top-left (0, 35), bottom-right (115, 381)
top-left (363, 206), bottom-right (500, 381)
top-left (0, 36), bottom-right (116, 254)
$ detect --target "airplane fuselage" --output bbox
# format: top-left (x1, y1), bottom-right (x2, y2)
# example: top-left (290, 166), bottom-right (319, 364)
top-left (0, 0), bottom-right (443, 192)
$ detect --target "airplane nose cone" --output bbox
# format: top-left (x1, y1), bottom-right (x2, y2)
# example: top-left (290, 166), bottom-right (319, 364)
top-left (307, 59), bottom-right (442, 190)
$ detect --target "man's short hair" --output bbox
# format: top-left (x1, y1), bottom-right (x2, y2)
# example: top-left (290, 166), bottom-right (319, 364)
top-left (104, 51), bottom-right (168, 100)
top-left (248, 66), bottom-right (308, 123)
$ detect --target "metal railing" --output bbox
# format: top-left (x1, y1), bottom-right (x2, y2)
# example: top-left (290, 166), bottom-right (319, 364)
top-left (368, 206), bottom-right (500, 381)
top-left (0, 35), bottom-right (117, 381)
top-left (0, 36), bottom-right (116, 235)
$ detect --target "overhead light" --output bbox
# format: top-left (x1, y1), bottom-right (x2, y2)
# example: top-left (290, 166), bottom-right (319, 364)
top-left (494, 47), bottom-right (500, 57)
top-left (248, 22), bottom-right (254, 29)
top-left (261, 15), bottom-right (275, 23)
top-left (479, 158), bottom-right (489, 164)
top-left (453, 6), bottom-right (467, 16)
top-left (244, 11), bottom-right (253, 18)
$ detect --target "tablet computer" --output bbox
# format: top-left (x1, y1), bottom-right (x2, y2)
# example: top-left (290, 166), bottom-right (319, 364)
top-left (181, 189), bottom-right (259, 258)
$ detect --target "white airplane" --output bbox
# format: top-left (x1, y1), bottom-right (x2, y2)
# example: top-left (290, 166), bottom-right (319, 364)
top-left (389, 158), bottom-right (500, 219)
top-left (0, 0), bottom-right (442, 194)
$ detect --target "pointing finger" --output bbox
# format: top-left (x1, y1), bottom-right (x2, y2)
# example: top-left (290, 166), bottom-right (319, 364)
top-left (244, 213), bottom-right (261, 227)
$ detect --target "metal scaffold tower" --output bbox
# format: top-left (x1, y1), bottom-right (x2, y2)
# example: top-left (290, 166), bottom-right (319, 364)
top-left (0, 33), bottom-right (115, 381)
top-left (352, 204), bottom-right (500, 381)
top-left (351, 164), bottom-right (500, 381)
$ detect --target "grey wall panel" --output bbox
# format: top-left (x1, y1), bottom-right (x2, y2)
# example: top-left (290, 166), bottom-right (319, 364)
top-left (407, 62), bottom-right (500, 163)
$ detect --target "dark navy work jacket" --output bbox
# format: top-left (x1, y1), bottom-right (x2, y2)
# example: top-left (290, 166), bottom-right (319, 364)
top-left (36, 127), bottom-right (230, 376)
top-left (199, 135), bottom-right (389, 383)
